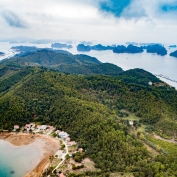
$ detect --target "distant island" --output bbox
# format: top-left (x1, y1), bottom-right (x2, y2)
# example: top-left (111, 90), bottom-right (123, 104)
top-left (77, 44), bottom-right (115, 52)
top-left (142, 44), bottom-right (167, 56)
top-left (126, 42), bottom-right (139, 45)
top-left (76, 43), bottom-right (170, 56)
top-left (169, 50), bottom-right (177, 58)
top-left (77, 44), bottom-right (91, 51)
top-left (0, 52), bottom-right (5, 56)
top-left (80, 41), bottom-right (93, 45)
top-left (113, 44), bottom-right (143, 54)
top-left (11, 46), bottom-right (71, 56)
top-left (51, 43), bottom-right (73, 49)
top-left (169, 45), bottom-right (177, 48)
top-left (11, 46), bottom-right (38, 53)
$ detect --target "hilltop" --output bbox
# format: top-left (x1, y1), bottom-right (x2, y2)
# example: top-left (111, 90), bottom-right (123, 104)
top-left (1, 49), bottom-right (123, 76)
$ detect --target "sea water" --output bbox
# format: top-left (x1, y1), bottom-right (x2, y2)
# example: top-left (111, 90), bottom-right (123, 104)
top-left (66, 46), bottom-right (177, 88)
top-left (0, 42), bottom-right (177, 88)
top-left (0, 140), bottom-right (43, 177)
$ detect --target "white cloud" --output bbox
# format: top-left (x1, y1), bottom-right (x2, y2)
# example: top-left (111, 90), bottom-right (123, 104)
top-left (0, 0), bottom-right (177, 44)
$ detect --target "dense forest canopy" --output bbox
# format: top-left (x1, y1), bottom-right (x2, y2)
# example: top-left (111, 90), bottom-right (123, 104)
top-left (1, 50), bottom-right (123, 76)
top-left (0, 51), bottom-right (177, 176)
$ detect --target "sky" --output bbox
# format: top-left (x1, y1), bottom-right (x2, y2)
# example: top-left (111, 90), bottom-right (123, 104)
top-left (0, 0), bottom-right (177, 44)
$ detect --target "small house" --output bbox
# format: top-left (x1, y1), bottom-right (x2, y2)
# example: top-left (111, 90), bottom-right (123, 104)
top-left (65, 137), bottom-right (71, 142)
top-left (67, 141), bottom-right (76, 146)
top-left (129, 121), bottom-right (134, 126)
top-left (55, 130), bottom-right (61, 135)
top-left (14, 125), bottom-right (19, 130)
top-left (40, 125), bottom-right (47, 130)
top-left (49, 126), bottom-right (55, 132)
top-left (59, 173), bottom-right (65, 177)
top-left (148, 81), bottom-right (153, 86)
top-left (78, 148), bottom-right (84, 152)
top-left (37, 125), bottom-right (41, 129)
top-left (30, 123), bottom-right (36, 128)
top-left (25, 124), bottom-right (31, 129)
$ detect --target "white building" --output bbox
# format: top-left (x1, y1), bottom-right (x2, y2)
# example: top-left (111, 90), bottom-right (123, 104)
top-left (40, 125), bottom-right (47, 130)
top-left (129, 121), bottom-right (134, 126)
top-left (59, 131), bottom-right (69, 139)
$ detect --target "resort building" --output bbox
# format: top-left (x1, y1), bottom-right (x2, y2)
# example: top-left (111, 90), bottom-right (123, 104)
top-left (58, 131), bottom-right (69, 139)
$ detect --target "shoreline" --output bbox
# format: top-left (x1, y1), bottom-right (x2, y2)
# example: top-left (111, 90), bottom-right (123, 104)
top-left (0, 132), bottom-right (60, 177)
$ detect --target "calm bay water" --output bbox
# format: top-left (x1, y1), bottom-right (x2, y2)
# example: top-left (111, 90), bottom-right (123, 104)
top-left (0, 42), bottom-right (177, 88)
top-left (66, 45), bottom-right (177, 88)
top-left (0, 140), bottom-right (43, 177)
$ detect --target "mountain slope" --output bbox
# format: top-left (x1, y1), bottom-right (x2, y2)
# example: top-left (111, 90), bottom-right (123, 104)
top-left (1, 50), bottom-right (123, 76)
top-left (0, 63), bottom-right (177, 176)
top-left (0, 68), bottom-right (150, 174)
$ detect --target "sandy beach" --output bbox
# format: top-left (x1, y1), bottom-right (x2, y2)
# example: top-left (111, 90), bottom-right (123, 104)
top-left (0, 132), bottom-right (60, 177)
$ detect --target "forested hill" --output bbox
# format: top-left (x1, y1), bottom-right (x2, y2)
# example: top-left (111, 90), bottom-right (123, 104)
top-left (0, 50), bottom-right (123, 76)
top-left (0, 65), bottom-right (177, 176)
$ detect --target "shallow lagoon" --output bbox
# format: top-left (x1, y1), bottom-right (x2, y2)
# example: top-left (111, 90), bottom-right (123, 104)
top-left (0, 140), bottom-right (43, 177)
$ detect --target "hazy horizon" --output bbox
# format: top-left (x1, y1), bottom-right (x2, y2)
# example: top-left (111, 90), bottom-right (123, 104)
top-left (0, 0), bottom-right (177, 44)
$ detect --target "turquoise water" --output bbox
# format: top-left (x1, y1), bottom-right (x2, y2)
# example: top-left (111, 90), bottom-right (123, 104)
top-left (0, 140), bottom-right (43, 177)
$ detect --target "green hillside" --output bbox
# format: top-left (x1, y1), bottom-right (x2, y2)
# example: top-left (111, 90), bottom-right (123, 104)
top-left (0, 64), bottom-right (177, 176)
top-left (1, 50), bottom-right (123, 76)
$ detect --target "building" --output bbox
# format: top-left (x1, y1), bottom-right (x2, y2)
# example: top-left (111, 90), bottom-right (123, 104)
top-left (30, 123), bottom-right (36, 130)
top-left (59, 173), bottom-right (65, 177)
top-left (129, 121), bottom-right (134, 126)
top-left (59, 131), bottom-right (69, 139)
top-left (148, 81), bottom-right (153, 86)
top-left (30, 123), bottom-right (36, 128)
top-left (14, 125), bottom-right (19, 130)
top-left (67, 141), bottom-right (76, 146)
top-left (40, 125), bottom-right (47, 130)
top-left (55, 130), bottom-right (61, 135)
top-left (37, 125), bottom-right (41, 130)
top-left (25, 124), bottom-right (31, 129)
top-left (65, 137), bottom-right (71, 142)
top-left (78, 148), bottom-right (84, 152)
top-left (49, 126), bottom-right (55, 132)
